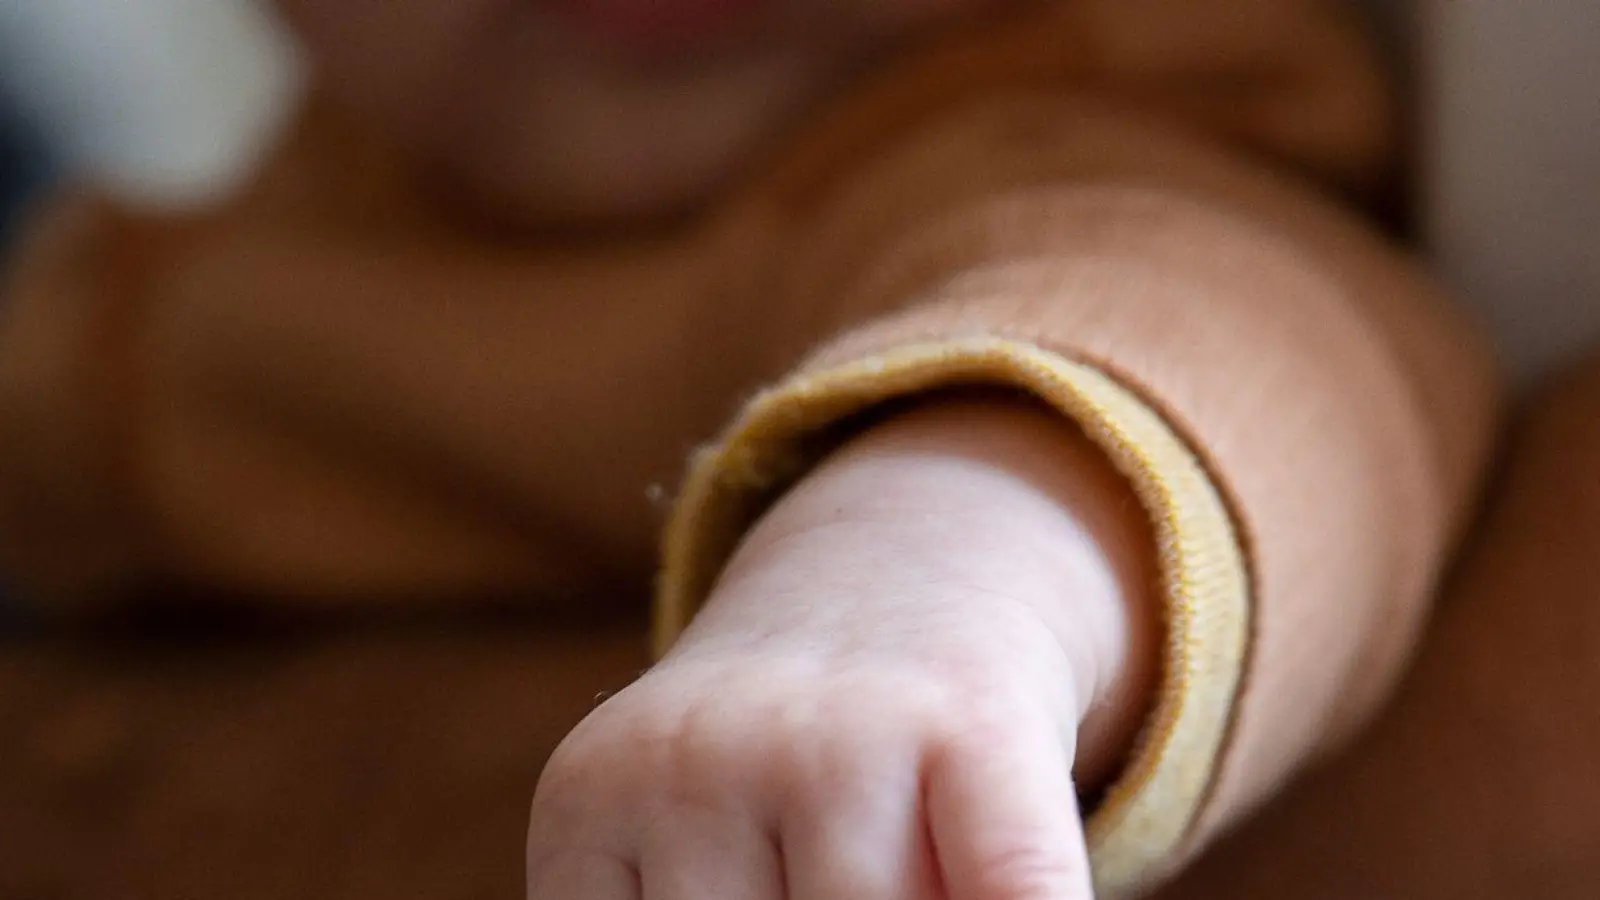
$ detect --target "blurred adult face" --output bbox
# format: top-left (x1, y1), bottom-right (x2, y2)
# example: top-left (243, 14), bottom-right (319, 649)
top-left (276, 0), bottom-right (1012, 222)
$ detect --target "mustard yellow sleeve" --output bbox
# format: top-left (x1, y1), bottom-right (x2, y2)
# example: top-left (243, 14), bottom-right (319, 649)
top-left (656, 336), bottom-right (1247, 893)
top-left (653, 103), bottom-right (1501, 895)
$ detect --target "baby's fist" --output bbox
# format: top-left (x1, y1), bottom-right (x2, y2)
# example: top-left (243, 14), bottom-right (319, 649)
top-left (526, 648), bottom-right (1093, 900)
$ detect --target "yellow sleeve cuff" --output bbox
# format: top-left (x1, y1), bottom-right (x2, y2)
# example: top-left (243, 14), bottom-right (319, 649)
top-left (654, 337), bottom-right (1249, 897)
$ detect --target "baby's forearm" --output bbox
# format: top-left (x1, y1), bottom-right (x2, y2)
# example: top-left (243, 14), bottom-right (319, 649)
top-left (671, 394), bottom-right (1160, 789)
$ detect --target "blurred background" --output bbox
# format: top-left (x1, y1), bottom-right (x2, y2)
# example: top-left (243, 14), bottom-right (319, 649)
top-left (0, 0), bottom-right (302, 220)
top-left (0, 88), bottom-right (51, 247)
top-left (0, 17), bottom-right (634, 900)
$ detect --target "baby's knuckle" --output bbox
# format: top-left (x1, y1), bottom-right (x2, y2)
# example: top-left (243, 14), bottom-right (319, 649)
top-left (821, 861), bottom-right (901, 899)
top-left (536, 712), bottom-right (661, 805)
top-left (531, 743), bottom-right (599, 811)
top-left (974, 842), bottom-right (1086, 899)
top-left (667, 691), bottom-right (779, 777)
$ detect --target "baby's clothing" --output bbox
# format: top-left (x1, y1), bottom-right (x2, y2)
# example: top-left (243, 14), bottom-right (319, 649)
top-left (0, 0), bottom-right (1572, 895)
top-left (1146, 355), bottom-right (1600, 897)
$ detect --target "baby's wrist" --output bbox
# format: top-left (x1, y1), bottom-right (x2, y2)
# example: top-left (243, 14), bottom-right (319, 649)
top-left (676, 394), bottom-right (1160, 790)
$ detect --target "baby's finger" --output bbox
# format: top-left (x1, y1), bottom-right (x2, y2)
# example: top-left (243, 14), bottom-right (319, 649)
top-left (926, 718), bottom-right (1093, 900)
top-left (781, 761), bottom-right (937, 900)
top-left (525, 847), bottom-right (639, 900)
top-left (640, 806), bottom-right (784, 900)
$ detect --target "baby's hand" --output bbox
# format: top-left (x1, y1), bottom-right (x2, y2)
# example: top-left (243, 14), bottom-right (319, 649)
top-left (526, 608), bottom-right (1091, 899)
top-left (527, 399), bottom-right (1156, 900)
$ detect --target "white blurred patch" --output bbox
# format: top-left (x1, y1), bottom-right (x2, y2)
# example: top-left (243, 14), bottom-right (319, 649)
top-left (1420, 0), bottom-right (1600, 385)
top-left (0, 0), bottom-right (306, 211)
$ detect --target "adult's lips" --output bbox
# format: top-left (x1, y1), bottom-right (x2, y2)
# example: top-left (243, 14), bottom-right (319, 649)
top-left (541, 0), bottom-right (763, 53)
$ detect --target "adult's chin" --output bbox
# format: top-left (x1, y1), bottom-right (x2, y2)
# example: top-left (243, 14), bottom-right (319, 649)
top-left (433, 126), bottom-right (738, 228)
top-left (429, 44), bottom-right (833, 228)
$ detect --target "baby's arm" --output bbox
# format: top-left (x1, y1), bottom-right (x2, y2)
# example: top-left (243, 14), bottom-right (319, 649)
top-left (527, 94), bottom-right (1503, 897)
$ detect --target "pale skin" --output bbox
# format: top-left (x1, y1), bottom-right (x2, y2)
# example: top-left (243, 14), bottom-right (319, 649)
top-left (273, 1), bottom-right (1159, 897)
